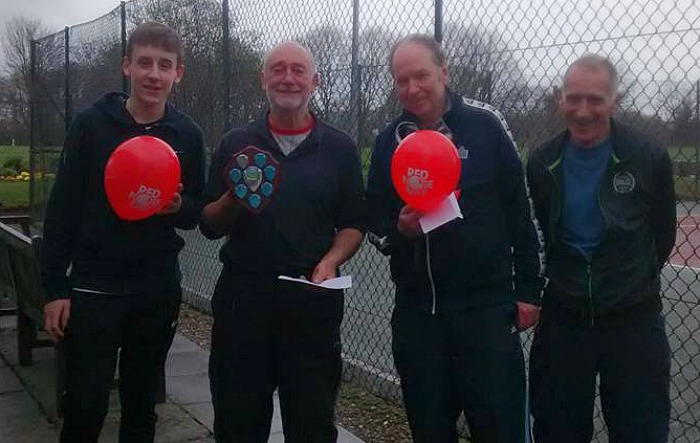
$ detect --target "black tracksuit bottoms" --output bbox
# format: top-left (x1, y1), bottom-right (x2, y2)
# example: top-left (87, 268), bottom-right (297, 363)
top-left (60, 290), bottom-right (181, 443)
top-left (529, 309), bottom-right (671, 443)
top-left (209, 269), bottom-right (344, 443)
top-left (391, 302), bottom-right (529, 443)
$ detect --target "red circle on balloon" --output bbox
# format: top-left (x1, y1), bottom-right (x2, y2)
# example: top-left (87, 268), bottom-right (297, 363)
top-left (390, 130), bottom-right (461, 212)
top-left (104, 135), bottom-right (181, 221)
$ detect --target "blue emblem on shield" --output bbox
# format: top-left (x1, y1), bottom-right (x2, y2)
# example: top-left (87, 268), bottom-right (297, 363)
top-left (224, 146), bottom-right (281, 214)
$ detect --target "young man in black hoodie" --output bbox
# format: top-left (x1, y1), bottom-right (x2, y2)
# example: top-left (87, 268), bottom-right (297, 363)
top-left (40, 22), bottom-right (205, 442)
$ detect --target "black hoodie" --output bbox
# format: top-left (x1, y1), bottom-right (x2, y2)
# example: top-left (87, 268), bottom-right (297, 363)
top-left (41, 92), bottom-right (206, 301)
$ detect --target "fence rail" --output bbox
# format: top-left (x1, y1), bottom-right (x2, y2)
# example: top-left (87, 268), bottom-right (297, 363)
top-left (29, 0), bottom-right (700, 440)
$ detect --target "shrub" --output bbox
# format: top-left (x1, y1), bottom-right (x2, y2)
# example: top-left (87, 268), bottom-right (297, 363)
top-left (3, 157), bottom-right (25, 174)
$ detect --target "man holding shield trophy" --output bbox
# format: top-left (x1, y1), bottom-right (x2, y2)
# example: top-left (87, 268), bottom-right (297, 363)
top-left (41, 22), bottom-right (205, 442)
top-left (366, 34), bottom-right (545, 442)
top-left (201, 41), bottom-right (365, 442)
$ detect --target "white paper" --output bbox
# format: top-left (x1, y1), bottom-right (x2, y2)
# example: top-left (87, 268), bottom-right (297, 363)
top-left (277, 275), bottom-right (352, 290)
top-left (418, 192), bottom-right (463, 233)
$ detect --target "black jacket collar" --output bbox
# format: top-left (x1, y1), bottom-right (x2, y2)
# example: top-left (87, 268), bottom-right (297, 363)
top-left (538, 119), bottom-right (639, 168)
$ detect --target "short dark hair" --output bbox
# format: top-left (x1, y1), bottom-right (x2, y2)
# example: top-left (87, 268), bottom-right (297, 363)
top-left (126, 22), bottom-right (183, 64)
top-left (389, 33), bottom-right (446, 75)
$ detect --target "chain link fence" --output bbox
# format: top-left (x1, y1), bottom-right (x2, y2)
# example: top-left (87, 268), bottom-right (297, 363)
top-left (28, 0), bottom-right (700, 440)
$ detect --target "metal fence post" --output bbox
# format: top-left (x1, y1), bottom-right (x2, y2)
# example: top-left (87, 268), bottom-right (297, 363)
top-left (349, 0), bottom-right (360, 144)
top-left (64, 27), bottom-right (71, 131)
top-left (29, 41), bottom-right (36, 217)
top-left (121, 1), bottom-right (127, 93)
top-left (222, 0), bottom-right (231, 130)
top-left (434, 0), bottom-right (443, 43)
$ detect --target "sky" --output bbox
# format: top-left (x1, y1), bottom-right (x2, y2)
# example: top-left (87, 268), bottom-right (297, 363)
top-left (0, 0), bottom-right (118, 64)
top-left (1, 0), bottom-right (698, 117)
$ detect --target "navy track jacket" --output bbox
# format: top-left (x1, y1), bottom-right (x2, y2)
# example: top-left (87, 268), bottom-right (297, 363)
top-left (366, 92), bottom-right (545, 313)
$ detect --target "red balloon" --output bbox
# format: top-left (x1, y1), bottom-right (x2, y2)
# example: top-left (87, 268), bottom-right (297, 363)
top-left (104, 135), bottom-right (181, 221)
top-left (391, 130), bottom-right (461, 212)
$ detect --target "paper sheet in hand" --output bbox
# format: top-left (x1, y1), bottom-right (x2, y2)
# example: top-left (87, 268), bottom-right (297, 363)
top-left (277, 275), bottom-right (352, 290)
top-left (419, 192), bottom-right (463, 233)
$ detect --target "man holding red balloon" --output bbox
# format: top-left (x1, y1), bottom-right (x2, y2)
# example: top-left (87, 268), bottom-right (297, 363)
top-left (200, 41), bottom-right (365, 442)
top-left (40, 22), bottom-right (205, 442)
top-left (366, 34), bottom-right (545, 442)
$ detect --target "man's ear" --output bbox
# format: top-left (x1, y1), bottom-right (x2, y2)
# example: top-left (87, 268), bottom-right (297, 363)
top-left (553, 85), bottom-right (562, 102)
top-left (122, 55), bottom-right (131, 77)
top-left (614, 92), bottom-right (622, 108)
top-left (174, 63), bottom-right (185, 84)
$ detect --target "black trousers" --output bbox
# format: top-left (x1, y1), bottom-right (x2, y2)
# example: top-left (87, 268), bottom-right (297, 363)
top-left (60, 291), bottom-right (181, 443)
top-left (529, 310), bottom-right (671, 443)
top-left (209, 271), bottom-right (344, 443)
top-left (392, 303), bottom-right (529, 443)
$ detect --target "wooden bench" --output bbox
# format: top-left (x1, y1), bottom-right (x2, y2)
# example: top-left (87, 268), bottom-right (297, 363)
top-left (0, 217), bottom-right (62, 409)
top-left (0, 216), bottom-right (167, 415)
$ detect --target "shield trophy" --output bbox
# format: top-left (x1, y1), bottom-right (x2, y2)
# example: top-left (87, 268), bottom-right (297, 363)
top-left (223, 146), bottom-right (281, 214)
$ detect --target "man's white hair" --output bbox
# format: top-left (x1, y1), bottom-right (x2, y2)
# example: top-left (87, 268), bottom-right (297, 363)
top-left (262, 41), bottom-right (316, 73)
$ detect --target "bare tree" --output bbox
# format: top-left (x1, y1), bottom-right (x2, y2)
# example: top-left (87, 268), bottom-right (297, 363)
top-left (227, 33), bottom-right (267, 128)
top-left (299, 24), bottom-right (351, 124)
top-left (356, 26), bottom-right (396, 148)
top-left (443, 22), bottom-right (528, 108)
top-left (1, 16), bottom-right (52, 140)
top-left (0, 74), bottom-right (27, 144)
top-left (653, 79), bottom-right (698, 148)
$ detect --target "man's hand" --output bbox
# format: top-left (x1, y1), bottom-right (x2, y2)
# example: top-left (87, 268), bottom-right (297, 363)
top-left (44, 299), bottom-right (71, 343)
top-left (215, 189), bottom-right (238, 209)
top-left (311, 258), bottom-right (338, 284)
top-left (157, 183), bottom-right (184, 215)
top-left (201, 191), bottom-right (243, 238)
top-left (397, 205), bottom-right (423, 238)
top-left (515, 301), bottom-right (540, 331)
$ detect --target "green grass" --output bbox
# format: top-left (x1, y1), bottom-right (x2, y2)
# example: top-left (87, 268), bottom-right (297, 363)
top-left (676, 176), bottom-right (700, 201)
top-left (0, 146), bottom-right (30, 209)
top-left (0, 144), bottom-right (697, 208)
top-left (0, 145), bottom-right (30, 165)
top-left (360, 147), bottom-right (372, 182)
top-left (668, 146), bottom-right (700, 162)
top-left (0, 181), bottom-right (29, 209)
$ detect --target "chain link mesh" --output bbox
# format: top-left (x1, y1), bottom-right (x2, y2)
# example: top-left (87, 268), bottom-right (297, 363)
top-left (31, 30), bottom-right (65, 221)
top-left (28, 0), bottom-right (700, 440)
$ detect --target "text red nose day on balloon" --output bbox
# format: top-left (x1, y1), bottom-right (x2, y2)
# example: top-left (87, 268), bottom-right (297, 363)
top-left (390, 130), bottom-right (461, 213)
top-left (104, 135), bottom-right (181, 221)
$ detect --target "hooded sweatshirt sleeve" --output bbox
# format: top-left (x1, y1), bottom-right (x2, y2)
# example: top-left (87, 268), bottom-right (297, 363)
top-left (40, 113), bottom-right (88, 302)
top-left (160, 122), bottom-right (206, 229)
